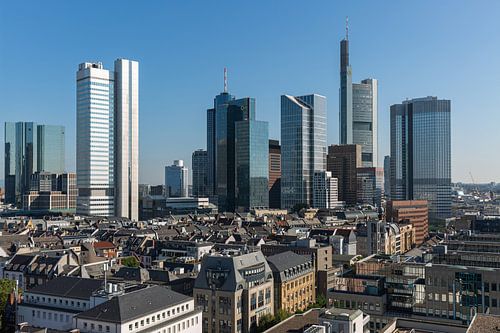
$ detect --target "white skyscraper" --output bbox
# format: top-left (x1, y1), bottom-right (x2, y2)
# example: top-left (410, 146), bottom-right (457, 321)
top-left (76, 62), bottom-right (115, 217)
top-left (313, 170), bottom-right (341, 209)
top-left (114, 59), bottom-right (139, 220)
top-left (76, 59), bottom-right (139, 219)
top-left (165, 160), bottom-right (189, 198)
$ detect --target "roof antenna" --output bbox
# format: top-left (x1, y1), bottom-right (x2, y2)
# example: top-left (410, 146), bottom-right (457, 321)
top-left (223, 67), bottom-right (228, 93)
top-left (345, 16), bottom-right (349, 40)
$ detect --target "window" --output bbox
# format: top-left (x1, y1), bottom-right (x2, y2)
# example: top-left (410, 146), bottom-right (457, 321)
top-left (141, 320), bottom-right (144, 326)
top-left (84, 323), bottom-right (88, 329)
top-left (106, 326), bottom-right (110, 332)
top-left (91, 324), bottom-right (95, 330)
top-left (98, 324), bottom-right (102, 331)
top-left (129, 324), bottom-right (132, 331)
top-left (135, 322), bottom-right (138, 328)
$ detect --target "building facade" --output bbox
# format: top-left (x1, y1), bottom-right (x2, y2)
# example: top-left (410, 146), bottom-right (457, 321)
top-left (165, 160), bottom-right (189, 198)
top-left (339, 31), bottom-right (378, 167)
top-left (235, 120), bottom-right (269, 211)
top-left (327, 144), bottom-right (361, 206)
top-left (384, 155), bottom-right (390, 199)
top-left (268, 140), bottom-right (281, 209)
top-left (192, 149), bottom-right (208, 198)
top-left (281, 94), bottom-right (327, 210)
top-left (356, 167), bottom-right (384, 207)
top-left (390, 97), bottom-right (451, 219)
top-left (313, 171), bottom-right (340, 209)
top-left (23, 172), bottom-right (77, 211)
top-left (386, 200), bottom-right (429, 245)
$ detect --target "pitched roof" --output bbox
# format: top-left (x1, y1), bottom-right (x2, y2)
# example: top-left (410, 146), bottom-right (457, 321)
top-left (266, 251), bottom-right (311, 272)
top-left (75, 286), bottom-right (190, 323)
top-left (28, 277), bottom-right (103, 300)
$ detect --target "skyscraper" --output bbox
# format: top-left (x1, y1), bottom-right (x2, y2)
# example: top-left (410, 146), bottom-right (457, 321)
top-left (268, 139), bottom-right (281, 209)
top-left (165, 160), bottom-right (189, 198)
top-left (281, 94), bottom-right (327, 210)
top-left (313, 171), bottom-right (340, 209)
top-left (235, 120), bottom-right (269, 211)
top-left (4, 122), bottom-right (65, 206)
top-left (192, 149), bottom-right (208, 197)
top-left (76, 62), bottom-right (115, 217)
top-left (390, 97), bottom-right (451, 219)
top-left (339, 25), bottom-right (378, 167)
top-left (356, 167), bottom-right (384, 207)
top-left (384, 155), bottom-right (391, 199)
top-left (114, 59), bottom-right (139, 221)
top-left (327, 144), bottom-right (361, 206)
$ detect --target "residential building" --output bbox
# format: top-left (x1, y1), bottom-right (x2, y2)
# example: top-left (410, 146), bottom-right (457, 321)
top-left (193, 250), bottom-right (274, 333)
top-left (114, 58), bottom-right (139, 221)
top-left (192, 149), bottom-right (208, 197)
top-left (313, 171), bottom-right (341, 209)
top-left (266, 251), bottom-right (315, 313)
top-left (281, 94), bottom-right (327, 210)
top-left (383, 155), bottom-right (390, 199)
top-left (386, 200), bottom-right (429, 245)
top-left (390, 97), bottom-right (451, 219)
top-left (4, 122), bottom-right (65, 206)
top-left (339, 28), bottom-right (378, 167)
top-left (327, 144), bottom-right (361, 206)
top-left (356, 167), bottom-right (384, 207)
top-left (73, 285), bottom-right (202, 333)
top-left (165, 160), bottom-right (189, 198)
top-left (235, 120), bottom-right (269, 211)
top-left (268, 140), bottom-right (281, 209)
top-left (76, 60), bottom-right (139, 219)
top-left (366, 220), bottom-right (414, 255)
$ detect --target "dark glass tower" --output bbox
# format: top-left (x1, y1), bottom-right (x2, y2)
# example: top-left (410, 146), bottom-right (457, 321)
top-left (390, 97), bottom-right (451, 219)
top-left (339, 37), bottom-right (352, 145)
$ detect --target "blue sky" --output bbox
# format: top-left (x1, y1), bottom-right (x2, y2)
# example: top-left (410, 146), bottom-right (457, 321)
top-left (1, 0), bottom-right (499, 185)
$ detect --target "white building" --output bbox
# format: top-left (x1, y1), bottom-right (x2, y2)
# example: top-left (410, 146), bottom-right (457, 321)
top-left (313, 171), bottom-right (341, 209)
top-left (165, 160), bottom-right (189, 198)
top-left (76, 60), bottom-right (139, 220)
top-left (74, 285), bottom-right (202, 333)
top-left (318, 307), bottom-right (370, 333)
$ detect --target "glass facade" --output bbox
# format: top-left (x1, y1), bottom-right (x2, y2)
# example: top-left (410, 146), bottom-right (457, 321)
top-left (352, 79), bottom-right (377, 167)
top-left (235, 120), bottom-right (269, 211)
top-left (165, 160), bottom-right (188, 197)
top-left (390, 97), bottom-right (451, 219)
top-left (37, 125), bottom-right (65, 174)
top-left (281, 94), bottom-right (327, 209)
top-left (192, 149), bottom-right (208, 197)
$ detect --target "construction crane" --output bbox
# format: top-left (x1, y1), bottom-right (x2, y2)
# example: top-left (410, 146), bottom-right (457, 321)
top-left (469, 171), bottom-right (480, 196)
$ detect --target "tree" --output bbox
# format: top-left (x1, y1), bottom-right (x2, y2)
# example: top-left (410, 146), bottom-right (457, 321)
top-left (0, 279), bottom-right (17, 331)
top-left (121, 256), bottom-right (140, 268)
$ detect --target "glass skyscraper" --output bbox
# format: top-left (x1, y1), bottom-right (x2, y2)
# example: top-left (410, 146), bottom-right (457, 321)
top-left (235, 120), bottom-right (269, 211)
top-left (281, 94), bottom-right (327, 209)
top-left (390, 97), bottom-right (451, 219)
top-left (192, 149), bottom-right (208, 197)
top-left (165, 160), bottom-right (188, 197)
top-left (339, 31), bottom-right (378, 167)
top-left (4, 122), bottom-right (65, 205)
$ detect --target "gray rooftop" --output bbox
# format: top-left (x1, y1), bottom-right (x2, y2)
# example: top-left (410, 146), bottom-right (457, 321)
top-left (27, 277), bottom-right (103, 300)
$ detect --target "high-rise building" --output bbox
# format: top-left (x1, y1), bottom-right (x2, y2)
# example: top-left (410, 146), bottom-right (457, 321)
top-left (281, 94), bottom-right (327, 210)
top-left (390, 97), bottom-right (451, 219)
top-left (384, 155), bottom-right (391, 199)
top-left (386, 200), bottom-right (429, 245)
top-left (76, 62), bottom-right (115, 217)
top-left (356, 167), bottom-right (384, 207)
top-left (235, 120), bottom-right (269, 211)
top-left (114, 59), bottom-right (139, 221)
top-left (339, 26), bottom-right (378, 167)
top-left (76, 60), bottom-right (139, 219)
top-left (268, 139), bottom-right (281, 209)
top-left (4, 122), bottom-right (65, 206)
top-left (165, 160), bottom-right (188, 198)
top-left (23, 172), bottom-right (77, 211)
top-left (327, 144), bottom-right (361, 206)
top-left (313, 171), bottom-right (340, 209)
top-left (192, 149), bottom-right (208, 197)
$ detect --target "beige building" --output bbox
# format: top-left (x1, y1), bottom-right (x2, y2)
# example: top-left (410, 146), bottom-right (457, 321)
top-left (267, 251), bottom-right (315, 313)
top-left (193, 250), bottom-right (274, 333)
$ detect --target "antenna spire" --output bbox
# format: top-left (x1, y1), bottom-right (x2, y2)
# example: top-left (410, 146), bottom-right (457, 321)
top-left (223, 67), bottom-right (228, 93)
top-left (345, 16), bottom-right (349, 40)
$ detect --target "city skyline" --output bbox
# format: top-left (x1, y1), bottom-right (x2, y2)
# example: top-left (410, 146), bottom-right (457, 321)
top-left (1, 1), bottom-right (500, 184)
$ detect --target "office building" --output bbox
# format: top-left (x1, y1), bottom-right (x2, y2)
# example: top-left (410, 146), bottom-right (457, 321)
top-left (194, 250), bottom-right (274, 333)
top-left (384, 155), bottom-right (390, 199)
top-left (313, 171), bottom-right (340, 209)
top-left (165, 160), bottom-right (188, 198)
top-left (356, 167), bottom-right (384, 207)
top-left (192, 149), bottom-right (208, 197)
top-left (339, 27), bottom-right (378, 167)
top-left (235, 120), bottom-right (269, 211)
top-left (4, 122), bottom-right (65, 206)
top-left (386, 200), bottom-right (429, 245)
top-left (327, 144), bottom-right (361, 206)
top-left (281, 94), bottom-right (327, 210)
top-left (76, 60), bottom-right (139, 219)
top-left (114, 59), bottom-right (139, 221)
top-left (23, 172), bottom-right (77, 211)
top-left (390, 97), bottom-right (451, 219)
top-left (267, 251), bottom-right (316, 314)
top-left (268, 140), bottom-right (281, 209)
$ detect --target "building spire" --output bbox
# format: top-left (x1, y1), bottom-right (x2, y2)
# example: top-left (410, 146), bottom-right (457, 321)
top-left (345, 16), bottom-right (349, 40)
top-left (223, 67), bottom-right (228, 93)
